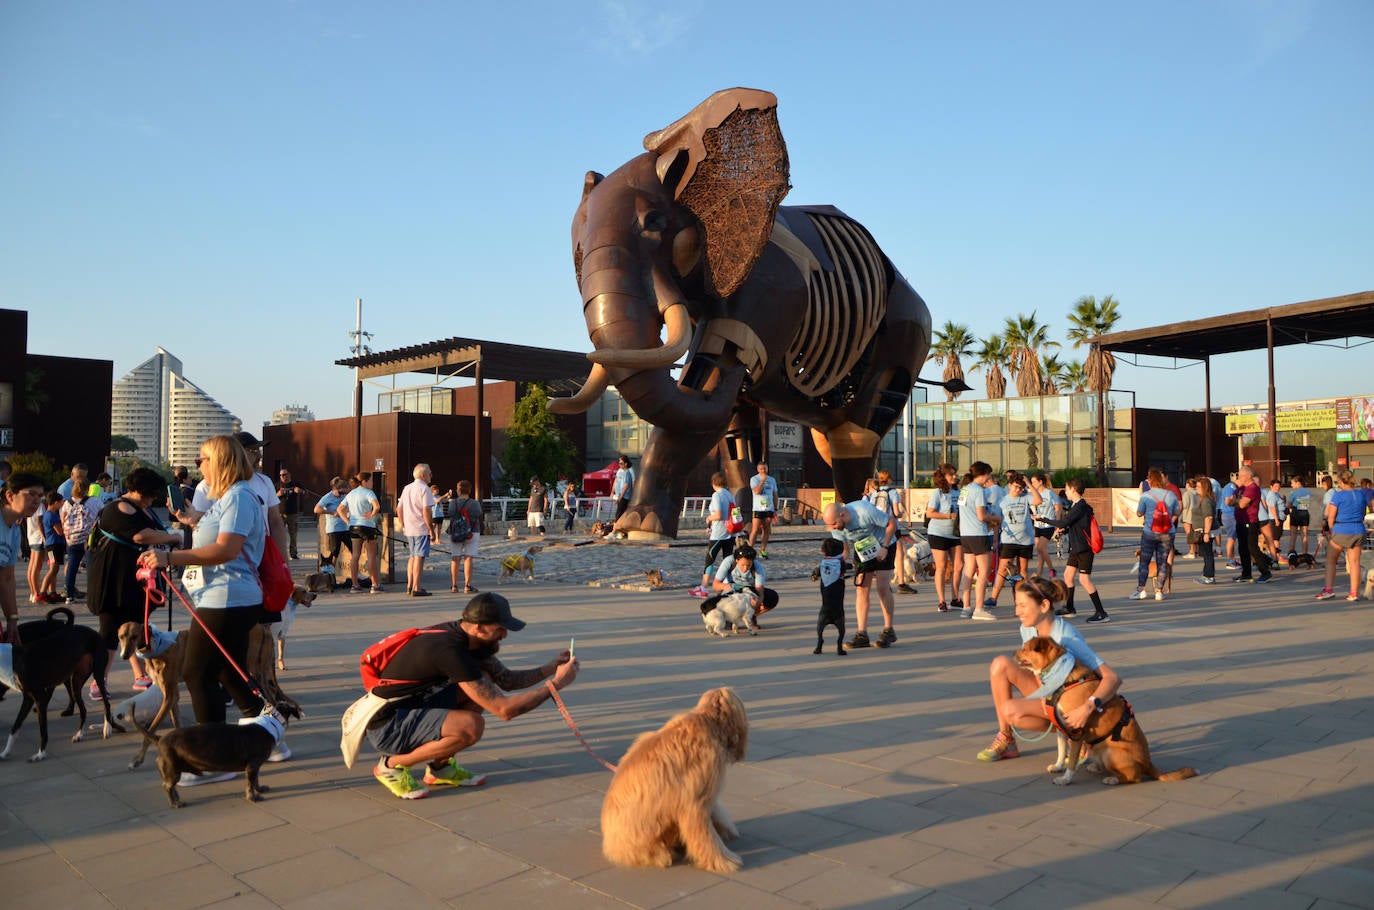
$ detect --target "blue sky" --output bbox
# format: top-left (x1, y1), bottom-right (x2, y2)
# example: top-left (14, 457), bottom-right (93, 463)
top-left (3, 1), bottom-right (1371, 432)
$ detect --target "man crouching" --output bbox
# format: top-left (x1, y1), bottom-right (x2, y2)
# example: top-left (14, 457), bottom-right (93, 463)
top-left (364, 592), bottom-right (579, 799)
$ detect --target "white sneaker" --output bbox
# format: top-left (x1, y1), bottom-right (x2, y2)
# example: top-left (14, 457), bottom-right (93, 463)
top-left (1128, 589), bottom-right (1149, 600)
top-left (178, 771), bottom-right (236, 787)
top-left (1154, 591), bottom-right (1164, 601)
top-left (267, 740), bottom-right (292, 763)
top-left (1182, 553), bottom-right (1197, 560)
top-left (970, 609), bottom-right (998, 621)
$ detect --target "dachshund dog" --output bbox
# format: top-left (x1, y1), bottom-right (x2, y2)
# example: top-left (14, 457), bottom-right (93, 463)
top-left (601, 688), bottom-right (748, 873)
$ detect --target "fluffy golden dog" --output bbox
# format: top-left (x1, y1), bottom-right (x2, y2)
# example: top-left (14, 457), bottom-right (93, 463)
top-left (601, 687), bottom-right (748, 873)
top-left (1016, 637), bottom-right (1196, 786)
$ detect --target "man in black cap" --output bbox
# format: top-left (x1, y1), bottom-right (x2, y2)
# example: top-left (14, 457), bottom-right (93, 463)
top-left (365, 592), bottom-right (580, 799)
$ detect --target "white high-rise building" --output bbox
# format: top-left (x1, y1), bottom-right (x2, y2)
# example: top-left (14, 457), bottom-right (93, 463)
top-left (271, 404), bottom-right (315, 425)
top-left (112, 348), bottom-right (240, 466)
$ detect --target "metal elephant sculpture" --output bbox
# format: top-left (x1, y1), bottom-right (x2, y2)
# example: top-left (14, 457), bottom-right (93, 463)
top-left (551, 87), bottom-right (932, 540)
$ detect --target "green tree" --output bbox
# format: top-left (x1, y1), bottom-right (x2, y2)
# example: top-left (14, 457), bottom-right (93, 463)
top-left (1003, 312), bottom-right (1058, 396)
top-left (928, 321), bottom-right (975, 400)
top-left (1066, 294), bottom-right (1122, 396)
top-left (1060, 359), bottom-right (1089, 393)
top-left (111, 434), bottom-right (138, 455)
top-left (1039, 353), bottom-right (1067, 395)
top-left (501, 383), bottom-right (578, 493)
top-left (8, 451), bottom-right (63, 490)
top-left (973, 334), bottom-right (1010, 399)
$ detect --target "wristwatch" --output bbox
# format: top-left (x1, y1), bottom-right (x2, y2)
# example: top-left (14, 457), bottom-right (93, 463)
top-left (1090, 696), bottom-right (1105, 713)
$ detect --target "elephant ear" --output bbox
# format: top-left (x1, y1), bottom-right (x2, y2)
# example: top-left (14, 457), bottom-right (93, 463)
top-left (643, 87), bottom-right (790, 299)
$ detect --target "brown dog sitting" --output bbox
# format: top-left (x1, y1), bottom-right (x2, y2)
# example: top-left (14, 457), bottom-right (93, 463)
top-left (645, 569), bottom-right (665, 589)
top-left (601, 688), bottom-right (748, 873)
top-left (117, 621), bottom-right (187, 768)
top-left (1015, 636), bottom-right (1197, 786)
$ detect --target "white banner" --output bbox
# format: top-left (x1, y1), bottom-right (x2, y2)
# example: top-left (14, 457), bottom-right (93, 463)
top-left (768, 421), bottom-right (802, 455)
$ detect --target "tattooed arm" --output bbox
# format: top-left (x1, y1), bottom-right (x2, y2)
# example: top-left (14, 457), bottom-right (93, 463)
top-left (459, 652), bottom-right (579, 721)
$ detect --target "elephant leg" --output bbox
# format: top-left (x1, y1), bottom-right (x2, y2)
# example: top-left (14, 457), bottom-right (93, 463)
top-left (722, 404), bottom-right (762, 518)
top-left (616, 425), bottom-right (727, 540)
top-left (823, 421), bottom-right (881, 503)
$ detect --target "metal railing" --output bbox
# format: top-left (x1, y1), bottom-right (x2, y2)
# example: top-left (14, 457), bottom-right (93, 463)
top-left (475, 496), bottom-right (796, 523)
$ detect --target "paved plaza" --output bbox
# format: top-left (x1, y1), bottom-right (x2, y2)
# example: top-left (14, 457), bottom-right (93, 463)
top-left (2, 527), bottom-right (1372, 909)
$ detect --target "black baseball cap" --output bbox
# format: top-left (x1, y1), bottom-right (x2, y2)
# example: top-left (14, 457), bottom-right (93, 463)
top-left (461, 592), bottom-right (526, 631)
top-left (234, 431), bottom-right (267, 449)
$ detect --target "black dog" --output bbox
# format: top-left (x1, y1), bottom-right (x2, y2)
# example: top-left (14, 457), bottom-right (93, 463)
top-left (133, 714), bottom-right (280, 808)
top-left (1, 606), bottom-right (80, 710)
top-left (0, 620), bottom-right (123, 762)
top-left (1287, 551), bottom-right (1316, 569)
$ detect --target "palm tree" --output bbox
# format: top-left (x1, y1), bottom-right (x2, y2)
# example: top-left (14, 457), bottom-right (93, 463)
top-left (1040, 353), bottom-right (1067, 395)
top-left (1002, 312), bottom-right (1058, 397)
top-left (1066, 295), bottom-right (1122, 395)
top-left (1060, 359), bottom-right (1089, 393)
top-left (973, 334), bottom-right (1010, 399)
top-left (928, 321), bottom-right (975, 400)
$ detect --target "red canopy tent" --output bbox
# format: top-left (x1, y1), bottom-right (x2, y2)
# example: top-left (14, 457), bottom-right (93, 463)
top-left (581, 461), bottom-right (620, 498)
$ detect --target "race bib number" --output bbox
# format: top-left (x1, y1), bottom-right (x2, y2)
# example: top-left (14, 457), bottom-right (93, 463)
top-left (729, 505), bottom-right (743, 525)
top-left (754, 493), bottom-right (772, 512)
top-left (854, 535), bottom-right (880, 564)
top-left (182, 565), bottom-right (205, 591)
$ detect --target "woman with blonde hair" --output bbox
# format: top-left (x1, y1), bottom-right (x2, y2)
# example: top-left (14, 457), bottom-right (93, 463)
top-left (139, 434), bottom-right (283, 783)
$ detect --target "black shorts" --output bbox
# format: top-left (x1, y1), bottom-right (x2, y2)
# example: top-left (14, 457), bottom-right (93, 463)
top-left (753, 511), bottom-right (775, 521)
top-left (351, 526), bottom-right (380, 541)
top-left (856, 544), bottom-right (897, 575)
top-left (929, 534), bottom-right (960, 552)
top-left (704, 537), bottom-right (733, 570)
top-left (1290, 511), bottom-right (1310, 528)
top-left (1034, 527), bottom-right (1055, 540)
top-left (45, 541), bottom-right (68, 563)
top-left (960, 535), bottom-right (991, 556)
top-left (1067, 550), bottom-right (1095, 573)
top-left (999, 543), bottom-right (1033, 560)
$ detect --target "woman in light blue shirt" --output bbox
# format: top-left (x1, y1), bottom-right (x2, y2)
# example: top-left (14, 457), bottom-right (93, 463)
top-left (925, 464), bottom-right (964, 612)
top-left (140, 435), bottom-right (270, 728)
top-left (338, 473), bottom-right (382, 593)
top-left (313, 476), bottom-right (350, 576)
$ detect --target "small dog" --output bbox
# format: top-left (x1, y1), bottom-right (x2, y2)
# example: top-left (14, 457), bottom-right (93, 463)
top-left (304, 571), bottom-right (334, 593)
top-left (644, 569), bottom-right (665, 589)
top-left (506, 525), bottom-right (520, 541)
top-left (601, 688), bottom-right (748, 873)
top-left (1016, 637), bottom-right (1197, 786)
top-left (1364, 567), bottom-right (1374, 601)
top-left (117, 620), bottom-right (187, 768)
top-left (701, 591), bottom-right (757, 637)
top-left (270, 584), bottom-right (315, 670)
top-left (903, 535), bottom-right (936, 580)
top-left (591, 521), bottom-right (610, 538)
top-left (1287, 551), bottom-right (1316, 570)
top-left (134, 711), bottom-right (284, 808)
top-left (1131, 548), bottom-right (1173, 594)
top-left (0, 621), bottom-right (122, 761)
top-left (499, 545), bottom-right (543, 582)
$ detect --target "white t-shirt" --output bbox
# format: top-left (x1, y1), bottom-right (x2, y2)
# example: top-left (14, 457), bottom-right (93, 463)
top-left (751, 474), bottom-right (778, 513)
top-left (398, 478), bottom-right (436, 537)
top-left (193, 472), bottom-right (278, 529)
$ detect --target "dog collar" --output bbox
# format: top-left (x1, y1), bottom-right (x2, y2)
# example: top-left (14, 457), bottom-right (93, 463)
top-left (238, 713), bottom-right (285, 742)
top-left (135, 626), bottom-right (179, 660)
top-left (1028, 653), bottom-right (1075, 699)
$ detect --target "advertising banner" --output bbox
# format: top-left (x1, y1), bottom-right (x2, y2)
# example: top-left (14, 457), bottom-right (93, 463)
top-left (1225, 408), bottom-right (1336, 435)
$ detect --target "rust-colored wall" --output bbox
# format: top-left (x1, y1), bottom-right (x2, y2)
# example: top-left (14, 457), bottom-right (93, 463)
top-left (263, 412), bottom-right (490, 509)
top-left (1133, 409), bottom-right (1229, 482)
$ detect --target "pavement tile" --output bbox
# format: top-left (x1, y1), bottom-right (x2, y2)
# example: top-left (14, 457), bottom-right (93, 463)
top-left (811, 794), bottom-right (946, 835)
top-left (813, 830), bottom-right (943, 876)
top-left (15, 874), bottom-right (131, 910)
top-left (456, 866), bottom-right (641, 908)
top-left (656, 878), bottom-right (813, 909)
top-left (994, 834), bottom-right (1189, 901)
top-left (72, 837), bottom-right (206, 889)
top-left (994, 874), bottom-right (1163, 910)
top-left (427, 796), bottom-right (553, 837)
top-left (10, 785), bottom-right (140, 837)
top-left (1136, 800), bottom-right (1265, 842)
top-left (777, 863), bottom-right (931, 909)
top-left (1157, 869), bottom-right (1319, 909)
top-left (1222, 788), bottom-right (1340, 827)
top-left (256, 782), bottom-right (392, 832)
top-left (366, 832), bottom-right (532, 899)
top-left (47, 814), bottom-right (170, 861)
top-left (484, 819), bottom-right (613, 879)
top-left (280, 871), bottom-right (452, 910)
top-left (198, 821), bottom-right (327, 874)
top-left (741, 809), bottom-right (865, 853)
top-left (1119, 828), bottom-right (1304, 876)
top-left (0, 849), bottom-right (87, 896)
top-left (235, 846), bottom-right (376, 904)
top-left (151, 801), bottom-right (285, 848)
top-left (578, 862), bottom-right (722, 909)
top-left (101, 861), bottom-right (247, 910)
top-left (893, 848), bottom-right (1040, 905)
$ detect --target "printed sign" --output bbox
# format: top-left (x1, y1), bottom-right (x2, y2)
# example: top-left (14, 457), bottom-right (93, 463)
top-left (768, 421), bottom-right (802, 454)
top-left (373, 457), bottom-right (385, 471)
top-left (1225, 408), bottom-right (1337, 435)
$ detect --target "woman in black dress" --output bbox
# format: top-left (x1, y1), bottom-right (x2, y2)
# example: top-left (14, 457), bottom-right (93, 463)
top-left (87, 467), bottom-right (183, 692)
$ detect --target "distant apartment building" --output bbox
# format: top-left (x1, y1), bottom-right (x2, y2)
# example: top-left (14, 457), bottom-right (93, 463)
top-left (270, 404), bottom-right (315, 425)
top-left (112, 347), bottom-right (240, 466)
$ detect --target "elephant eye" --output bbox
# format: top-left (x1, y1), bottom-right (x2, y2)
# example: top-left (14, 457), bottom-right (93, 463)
top-left (641, 211), bottom-right (668, 234)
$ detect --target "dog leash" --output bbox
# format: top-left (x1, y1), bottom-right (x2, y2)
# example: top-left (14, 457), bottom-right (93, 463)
top-left (545, 682), bottom-right (618, 772)
top-left (154, 568), bottom-right (268, 702)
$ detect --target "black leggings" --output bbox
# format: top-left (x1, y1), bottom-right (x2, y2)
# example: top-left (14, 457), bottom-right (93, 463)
top-left (183, 606), bottom-right (264, 723)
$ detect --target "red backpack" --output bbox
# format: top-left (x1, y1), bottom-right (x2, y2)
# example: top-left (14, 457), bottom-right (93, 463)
top-left (359, 628), bottom-right (444, 691)
top-left (1148, 495), bottom-right (1173, 533)
top-left (1085, 515), bottom-right (1105, 553)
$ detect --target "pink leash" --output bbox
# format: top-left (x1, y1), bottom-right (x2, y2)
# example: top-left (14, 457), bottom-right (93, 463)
top-left (144, 568), bottom-right (266, 699)
top-left (546, 682), bottom-right (618, 772)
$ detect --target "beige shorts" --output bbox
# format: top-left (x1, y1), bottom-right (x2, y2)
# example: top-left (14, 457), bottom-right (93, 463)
top-left (450, 533), bottom-right (481, 559)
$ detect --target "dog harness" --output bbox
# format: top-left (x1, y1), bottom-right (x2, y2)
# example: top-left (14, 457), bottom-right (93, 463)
top-left (237, 712), bottom-right (285, 743)
top-left (501, 550), bottom-right (536, 573)
top-left (134, 625), bottom-right (179, 660)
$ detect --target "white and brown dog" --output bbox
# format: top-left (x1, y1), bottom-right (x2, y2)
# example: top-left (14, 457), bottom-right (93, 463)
top-left (701, 592), bottom-right (757, 637)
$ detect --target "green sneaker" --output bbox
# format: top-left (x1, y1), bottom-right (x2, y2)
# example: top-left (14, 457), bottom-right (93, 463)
top-left (374, 760), bottom-right (428, 799)
top-left (422, 758), bottom-right (488, 788)
top-left (976, 732), bottom-right (1020, 762)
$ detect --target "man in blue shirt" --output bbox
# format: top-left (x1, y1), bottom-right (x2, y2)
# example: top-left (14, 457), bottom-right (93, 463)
top-left (2, 473), bottom-right (46, 642)
top-left (824, 497), bottom-right (899, 649)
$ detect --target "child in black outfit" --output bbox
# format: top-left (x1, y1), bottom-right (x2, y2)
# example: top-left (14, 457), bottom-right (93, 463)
top-left (813, 538), bottom-right (848, 654)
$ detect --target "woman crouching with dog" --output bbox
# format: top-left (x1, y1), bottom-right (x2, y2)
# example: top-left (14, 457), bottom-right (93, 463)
top-left (975, 576), bottom-right (1122, 763)
top-left (139, 434), bottom-right (286, 785)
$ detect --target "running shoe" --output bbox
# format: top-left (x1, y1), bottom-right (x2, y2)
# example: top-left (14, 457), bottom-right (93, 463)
top-left (374, 760), bottom-right (428, 799)
top-left (1195, 577), bottom-right (1215, 585)
top-left (178, 771), bottom-right (236, 787)
top-left (1128, 589), bottom-right (1149, 600)
top-left (970, 609), bottom-right (997, 621)
top-left (877, 627), bottom-right (897, 648)
top-left (1316, 588), bottom-right (1335, 600)
top-left (976, 731), bottom-right (1019, 762)
top-left (1154, 591), bottom-right (1164, 601)
top-left (936, 601), bottom-right (949, 613)
top-left (132, 676), bottom-right (153, 690)
top-left (422, 758), bottom-right (487, 788)
top-left (1346, 592), bottom-right (1360, 602)
top-left (1086, 613), bottom-right (1111, 623)
top-left (847, 631), bottom-right (871, 649)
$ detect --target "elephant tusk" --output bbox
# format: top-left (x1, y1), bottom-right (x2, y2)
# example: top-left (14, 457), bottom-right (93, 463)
top-left (547, 363), bottom-right (611, 415)
top-left (587, 302), bottom-right (692, 369)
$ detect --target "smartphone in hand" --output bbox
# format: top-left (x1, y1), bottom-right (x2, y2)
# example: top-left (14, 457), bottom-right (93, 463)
top-left (167, 483), bottom-right (185, 513)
